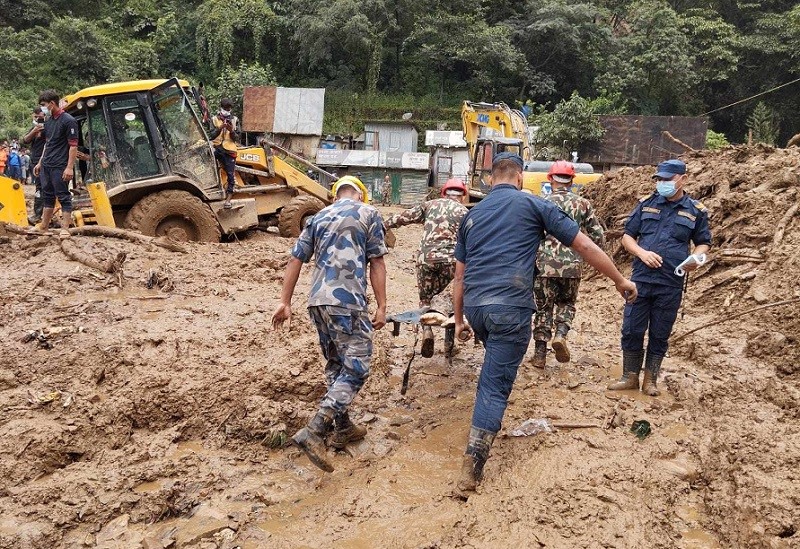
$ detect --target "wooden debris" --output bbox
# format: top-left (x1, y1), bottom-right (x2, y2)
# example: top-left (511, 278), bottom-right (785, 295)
top-left (60, 238), bottom-right (126, 274)
top-left (674, 297), bottom-right (800, 341)
top-left (20, 277), bottom-right (45, 300)
top-left (773, 201), bottom-right (799, 247)
top-left (67, 226), bottom-right (188, 253)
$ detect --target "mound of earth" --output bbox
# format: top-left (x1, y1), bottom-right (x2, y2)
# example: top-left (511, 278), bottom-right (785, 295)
top-left (584, 144), bottom-right (800, 547)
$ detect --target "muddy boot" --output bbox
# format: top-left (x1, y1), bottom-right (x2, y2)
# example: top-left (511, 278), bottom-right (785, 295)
top-left (421, 325), bottom-right (434, 358)
top-left (607, 350), bottom-right (644, 391)
top-left (641, 354), bottom-right (664, 396)
top-left (551, 324), bottom-right (571, 363)
top-left (457, 427), bottom-right (496, 493)
top-left (444, 326), bottom-right (455, 359)
top-left (292, 409), bottom-right (334, 472)
top-left (531, 340), bottom-right (547, 369)
top-left (330, 411), bottom-right (367, 449)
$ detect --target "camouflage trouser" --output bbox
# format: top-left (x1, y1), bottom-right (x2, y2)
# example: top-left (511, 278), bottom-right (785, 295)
top-left (532, 277), bottom-right (581, 341)
top-left (381, 189), bottom-right (392, 205)
top-left (417, 262), bottom-right (456, 306)
top-left (309, 305), bottom-right (373, 414)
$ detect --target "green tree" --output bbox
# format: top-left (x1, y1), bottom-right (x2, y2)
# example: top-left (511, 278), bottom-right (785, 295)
top-left (506, 0), bottom-right (612, 101)
top-left (195, 0), bottom-right (276, 68)
top-left (746, 102), bottom-right (780, 145)
top-left (533, 91), bottom-right (605, 158)
top-left (705, 129), bottom-right (729, 149)
top-left (402, 12), bottom-right (527, 100)
top-left (595, 0), bottom-right (699, 115)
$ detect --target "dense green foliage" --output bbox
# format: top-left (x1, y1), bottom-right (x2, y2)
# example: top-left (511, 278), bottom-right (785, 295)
top-left (0, 0), bottom-right (798, 146)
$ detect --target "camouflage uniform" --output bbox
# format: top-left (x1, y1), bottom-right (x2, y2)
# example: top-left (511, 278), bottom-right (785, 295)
top-left (381, 179), bottom-right (392, 206)
top-left (385, 198), bottom-right (468, 306)
top-left (533, 188), bottom-right (605, 341)
top-left (292, 198), bottom-right (388, 414)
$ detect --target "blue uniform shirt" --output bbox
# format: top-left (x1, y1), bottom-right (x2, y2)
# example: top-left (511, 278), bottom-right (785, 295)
top-left (624, 192), bottom-right (712, 288)
top-left (292, 198), bottom-right (388, 311)
top-left (455, 184), bottom-right (580, 308)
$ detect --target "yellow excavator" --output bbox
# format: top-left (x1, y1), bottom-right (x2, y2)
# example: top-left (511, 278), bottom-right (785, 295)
top-left (1, 78), bottom-right (333, 241)
top-left (460, 100), bottom-right (599, 200)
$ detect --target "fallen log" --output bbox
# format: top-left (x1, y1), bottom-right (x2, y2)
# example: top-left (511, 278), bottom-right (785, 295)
top-left (662, 131), bottom-right (697, 152)
top-left (673, 297), bottom-right (800, 341)
top-left (773, 201), bottom-right (799, 247)
top-left (67, 226), bottom-right (188, 253)
top-left (60, 239), bottom-right (127, 274)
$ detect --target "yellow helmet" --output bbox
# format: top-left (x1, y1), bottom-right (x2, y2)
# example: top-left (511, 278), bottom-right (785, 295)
top-left (332, 175), bottom-right (369, 203)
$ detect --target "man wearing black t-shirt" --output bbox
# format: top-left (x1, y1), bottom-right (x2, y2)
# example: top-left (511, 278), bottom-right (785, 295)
top-left (33, 90), bottom-right (78, 233)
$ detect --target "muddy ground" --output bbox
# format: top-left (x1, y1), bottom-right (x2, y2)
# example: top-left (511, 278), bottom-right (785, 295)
top-left (1, 145), bottom-right (798, 548)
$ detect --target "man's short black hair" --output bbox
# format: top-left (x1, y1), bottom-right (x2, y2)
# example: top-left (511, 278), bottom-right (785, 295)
top-left (38, 89), bottom-right (60, 105)
top-left (491, 158), bottom-right (524, 176)
top-left (220, 98), bottom-right (233, 109)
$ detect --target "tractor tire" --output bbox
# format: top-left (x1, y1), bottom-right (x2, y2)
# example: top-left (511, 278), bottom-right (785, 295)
top-left (123, 190), bottom-right (221, 243)
top-left (278, 195), bottom-right (326, 237)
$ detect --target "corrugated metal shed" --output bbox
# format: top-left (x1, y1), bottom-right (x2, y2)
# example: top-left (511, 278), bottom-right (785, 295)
top-left (364, 122), bottom-right (418, 152)
top-left (581, 115), bottom-right (708, 167)
top-left (431, 148), bottom-right (469, 186)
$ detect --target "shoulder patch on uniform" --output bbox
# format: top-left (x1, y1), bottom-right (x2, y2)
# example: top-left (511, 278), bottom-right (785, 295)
top-left (642, 206), bottom-right (661, 214)
top-left (638, 196), bottom-right (649, 203)
top-left (677, 210), bottom-right (697, 222)
top-left (692, 200), bottom-right (707, 211)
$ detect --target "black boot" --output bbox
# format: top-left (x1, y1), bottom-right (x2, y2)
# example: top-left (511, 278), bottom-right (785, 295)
top-left (292, 409), bottom-right (334, 472)
top-left (607, 350), bottom-right (644, 391)
top-left (457, 427), bottom-right (496, 492)
top-left (641, 353), bottom-right (664, 396)
top-left (551, 323), bottom-right (570, 363)
top-left (531, 340), bottom-right (547, 369)
top-left (330, 411), bottom-right (367, 449)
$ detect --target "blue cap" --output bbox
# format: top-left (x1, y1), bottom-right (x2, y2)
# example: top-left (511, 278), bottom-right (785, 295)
top-left (653, 159), bottom-right (686, 179)
top-left (492, 151), bottom-right (524, 170)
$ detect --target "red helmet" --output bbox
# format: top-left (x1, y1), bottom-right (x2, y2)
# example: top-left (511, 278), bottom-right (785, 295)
top-left (441, 178), bottom-right (467, 197)
top-left (548, 160), bottom-right (576, 183)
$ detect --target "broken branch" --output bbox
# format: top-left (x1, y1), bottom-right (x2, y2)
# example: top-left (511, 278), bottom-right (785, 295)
top-left (60, 238), bottom-right (126, 273)
top-left (773, 201), bottom-right (799, 247)
top-left (67, 226), bottom-right (188, 253)
top-left (673, 297), bottom-right (800, 341)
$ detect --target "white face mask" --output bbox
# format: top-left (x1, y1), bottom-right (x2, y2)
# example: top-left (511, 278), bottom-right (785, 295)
top-left (219, 109), bottom-right (231, 117)
top-left (40, 105), bottom-right (50, 118)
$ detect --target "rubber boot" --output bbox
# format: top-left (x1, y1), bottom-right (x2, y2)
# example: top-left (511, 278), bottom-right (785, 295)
top-left (607, 350), bottom-right (644, 391)
top-left (641, 354), bottom-right (664, 396)
top-left (457, 427), bottom-right (496, 493)
top-left (421, 325), bottom-right (434, 358)
top-left (444, 326), bottom-right (455, 359)
top-left (292, 409), bottom-right (334, 472)
top-left (531, 340), bottom-right (547, 369)
top-left (551, 323), bottom-right (570, 363)
top-left (330, 411), bottom-right (367, 449)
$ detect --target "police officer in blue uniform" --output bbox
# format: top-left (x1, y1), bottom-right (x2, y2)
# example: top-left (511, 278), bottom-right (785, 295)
top-left (608, 159), bottom-right (712, 396)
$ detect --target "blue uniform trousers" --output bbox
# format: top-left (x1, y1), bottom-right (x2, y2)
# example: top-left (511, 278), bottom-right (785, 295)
top-left (621, 282), bottom-right (683, 357)
top-left (465, 305), bottom-right (533, 433)
top-left (309, 305), bottom-right (373, 414)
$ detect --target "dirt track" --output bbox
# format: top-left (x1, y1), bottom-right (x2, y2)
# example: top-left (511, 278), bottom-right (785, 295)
top-left (1, 146), bottom-right (798, 548)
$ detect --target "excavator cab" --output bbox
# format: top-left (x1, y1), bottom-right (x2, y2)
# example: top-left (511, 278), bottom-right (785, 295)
top-left (470, 136), bottom-right (526, 195)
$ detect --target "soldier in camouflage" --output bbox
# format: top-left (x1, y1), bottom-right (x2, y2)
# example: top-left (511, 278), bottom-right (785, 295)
top-left (381, 173), bottom-right (392, 206)
top-left (272, 176), bottom-right (388, 472)
top-left (384, 178), bottom-right (468, 357)
top-left (531, 161), bottom-right (605, 368)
